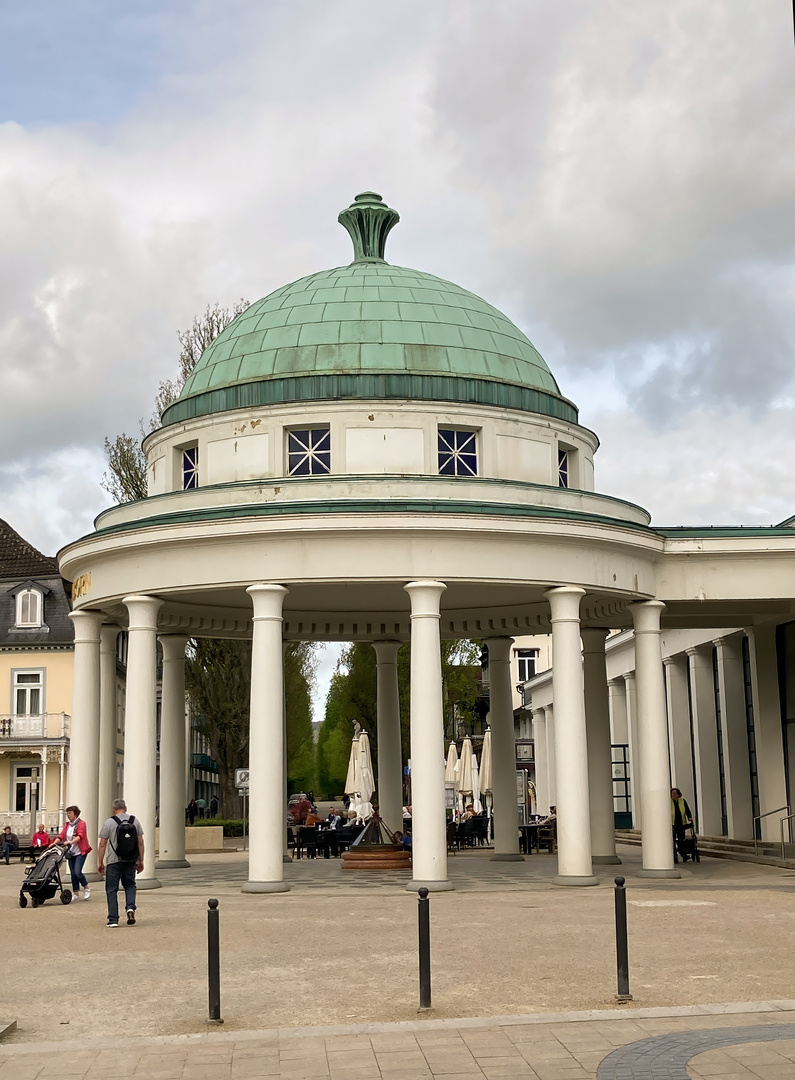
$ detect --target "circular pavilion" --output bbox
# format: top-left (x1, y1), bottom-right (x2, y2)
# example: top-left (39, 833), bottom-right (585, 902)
top-left (59, 192), bottom-right (681, 893)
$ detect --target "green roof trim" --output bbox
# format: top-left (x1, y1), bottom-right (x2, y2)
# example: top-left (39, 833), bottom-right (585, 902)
top-left (160, 372), bottom-right (579, 427)
top-left (657, 526), bottom-right (795, 539)
top-left (93, 497), bottom-right (649, 539)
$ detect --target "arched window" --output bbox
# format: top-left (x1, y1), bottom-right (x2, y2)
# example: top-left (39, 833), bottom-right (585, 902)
top-left (16, 588), bottom-right (42, 627)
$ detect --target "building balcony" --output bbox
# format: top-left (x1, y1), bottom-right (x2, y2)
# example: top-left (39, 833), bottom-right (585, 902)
top-left (0, 713), bottom-right (70, 740)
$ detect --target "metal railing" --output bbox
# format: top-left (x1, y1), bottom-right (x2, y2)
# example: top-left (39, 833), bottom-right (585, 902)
top-left (753, 804), bottom-right (791, 857)
top-left (780, 814), bottom-right (795, 864)
top-left (0, 713), bottom-right (70, 739)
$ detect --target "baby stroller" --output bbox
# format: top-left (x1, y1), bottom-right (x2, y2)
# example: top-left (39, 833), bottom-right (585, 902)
top-left (674, 821), bottom-right (700, 864)
top-left (18, 844), bottom-right (72, 907)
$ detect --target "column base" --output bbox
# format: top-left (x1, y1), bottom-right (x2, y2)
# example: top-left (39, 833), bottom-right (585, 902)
top-left (156, 859), bottom-right (191, 869)
top-left (553, 874), bottom-right (599, 887)
top-left (490, 853), bottom-right (525, 862)
top-left (406, 879), bottom-right (455, 893)
top-left (242, 880), bottom-right (290, 893)
top-left (637, 867), bottom-right (681, 879)
top-left (136, 878), bottom-right (163, 890)
top-left (592, 855), bottom-right (622, 865)
top-left (284, 854), bottom-right (293, 863)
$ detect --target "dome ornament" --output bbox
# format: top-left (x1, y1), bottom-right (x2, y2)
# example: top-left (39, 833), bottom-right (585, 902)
top-left (338, 192), bottom-right (400, 263)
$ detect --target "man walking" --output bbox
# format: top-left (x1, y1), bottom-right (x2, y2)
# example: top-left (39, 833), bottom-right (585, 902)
top-left (97, 798), bottom-right (144, 928)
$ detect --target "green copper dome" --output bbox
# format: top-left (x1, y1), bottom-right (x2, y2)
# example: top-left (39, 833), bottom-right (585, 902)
top-left (161, 193), bottom-right (577, 427)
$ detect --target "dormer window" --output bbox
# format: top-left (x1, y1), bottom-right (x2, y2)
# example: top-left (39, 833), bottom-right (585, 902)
top-left (16, 588), bottom-right (42, 628)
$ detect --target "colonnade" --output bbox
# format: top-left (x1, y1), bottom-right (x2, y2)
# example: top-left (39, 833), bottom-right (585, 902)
top-left (67, 582), bottom-right (678, 892)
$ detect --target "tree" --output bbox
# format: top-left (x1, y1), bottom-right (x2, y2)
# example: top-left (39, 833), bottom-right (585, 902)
top-left (102, 299), bottom-right (317, 813)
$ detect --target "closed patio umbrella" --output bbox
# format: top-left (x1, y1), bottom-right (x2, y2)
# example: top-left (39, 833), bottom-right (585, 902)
top-left (356, 731), bottom-right (376, 821)
top-left (472, 753), bottom-right (482, 814)
top-left (480, 728), bottom-right (493, 837)
top-left (345, 735), bottom-right (361, 818)
top-left (444, 742), bottom-right (459, 787)
top-left (457, 737), bottom-right (474, 814)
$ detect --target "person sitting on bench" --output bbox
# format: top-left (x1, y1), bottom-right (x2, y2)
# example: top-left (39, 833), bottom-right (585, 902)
top-left (2, 826), bottom-right (19, 864)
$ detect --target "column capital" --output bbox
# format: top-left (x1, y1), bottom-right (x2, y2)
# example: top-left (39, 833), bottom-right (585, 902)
top-left (628, 599), bottom-right (666, 634)
top-left (404, 580), bottom-right (446, 618)
top-left (69, 609), bottom-right (105, 643)
top-left (159, 635), bottom-right (189, 662)
top-left (622, 672), bottom-right (635, 686)
top-left (372, 640), bottom-right (401, 664)
top-left (580, 627), bottom-right (609, 653)
top-left (99, 623), bottom-right (121, 651)
top-left (685, 645), bottom-right (707, 659)
top-left (545, 586), bottom-right (585, 623)
top-left (482, 636), bottom-right (514, 662)
top-left (247, 583), bottom-right (288, 621)
top-left (123, 595), bottom-right (164, 631)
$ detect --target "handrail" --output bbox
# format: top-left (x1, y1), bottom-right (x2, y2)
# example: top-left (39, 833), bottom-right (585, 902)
top-left (754, 805), bottom-right (791, 857)
top-left (780, 814), bottom-right (795, 864)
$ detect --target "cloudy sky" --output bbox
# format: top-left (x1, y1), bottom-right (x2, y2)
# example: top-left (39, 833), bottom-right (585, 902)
top-left (2, 2), bottom-right (795, 704)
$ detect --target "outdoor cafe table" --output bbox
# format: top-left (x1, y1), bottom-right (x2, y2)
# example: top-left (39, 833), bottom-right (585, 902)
top-left (519, 821), bottom-right (547, 854)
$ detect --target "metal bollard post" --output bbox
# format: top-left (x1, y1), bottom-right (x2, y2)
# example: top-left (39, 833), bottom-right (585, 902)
top-left (418, 886), bottom-right (431, 1010)
top-left (207, 898), bottom-right (224, 1024)
top-left (613, 877), bottom-right (633, 1002)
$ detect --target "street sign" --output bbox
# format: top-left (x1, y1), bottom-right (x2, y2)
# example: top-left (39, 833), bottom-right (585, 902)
top-left (235, 768), bottom-right (249, 789)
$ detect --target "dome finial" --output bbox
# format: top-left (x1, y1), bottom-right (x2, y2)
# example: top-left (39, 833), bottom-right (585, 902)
top-left (338, 192), bottom-right (400, 262)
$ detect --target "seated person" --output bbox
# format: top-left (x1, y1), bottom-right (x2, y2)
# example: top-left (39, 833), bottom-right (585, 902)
top-left (399, 832), bottom-right (412, 850)
top-left (326, 808), bottom-right (341, 829)
top-left (2, 825), bottom-right (19, 863)
top-left (460, 804), bottom-right (475, 822)
top-left (304, 809), bottom-right (322, 826)
top-left (31, 824), bottom-right (50, 850)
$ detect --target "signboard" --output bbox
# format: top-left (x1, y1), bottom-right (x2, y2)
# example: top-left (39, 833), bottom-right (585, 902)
top-left (235, 768), bottom-right (250, 789)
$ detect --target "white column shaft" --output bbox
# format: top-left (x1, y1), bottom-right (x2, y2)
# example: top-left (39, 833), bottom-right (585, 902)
top-left (664, 657), bottom-right (694, 799)
top-left (244, 585), bottom-right (289, 892)
top-left (58, 750), bottom-right (66, 827)
top-left (609, 680), bottom-right (628, 744)
top-left (373, 641), bottom-right (403, 835)
top-left (532, 713), bottom-right (548, 816)
top-left (582, 629), bottom-right (618, 862)
top-left (123, 595), bottom-right (163, 888)
top-left (715, 637), bottom-right (753, 839)
top-left (484, 637), bottom-right (522, 859)
top-left (39, 753), bottom-right (48, 826)
top-left (546, 587), bottom-right (596, 885)
top-left (545, 706), bottom-right (557, 808)
top-left (747, 625), bottom-right (788, 842)
top-left (405, 581), bottom-right (451, 890)
top-left (630, 601), bottom-right (678, 876)
top-left (98, 625), bottom-right (119, 836)
top-left (624, 675), bottom-right (640, 828)
top-left (687, 647), bottom-right (722, 835)
top-left (158, 636), bottom-right (190, 866)
top-left (67, 610), bottom-right (104, 875)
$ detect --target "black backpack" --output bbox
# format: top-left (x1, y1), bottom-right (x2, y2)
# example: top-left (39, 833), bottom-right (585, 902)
top-left (111, 815), bottom-right (139, 863)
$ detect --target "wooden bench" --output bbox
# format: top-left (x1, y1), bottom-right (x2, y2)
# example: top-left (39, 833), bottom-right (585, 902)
top-left (3, 837), bottom-right (34, 863)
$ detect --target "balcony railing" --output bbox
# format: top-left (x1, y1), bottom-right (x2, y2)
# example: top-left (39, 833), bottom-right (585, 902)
top-left (0, 713), bottom-right (70, 739)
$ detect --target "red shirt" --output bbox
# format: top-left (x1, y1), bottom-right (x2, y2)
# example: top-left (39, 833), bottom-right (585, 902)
top-left (32, 831), bottom-right (50, 848)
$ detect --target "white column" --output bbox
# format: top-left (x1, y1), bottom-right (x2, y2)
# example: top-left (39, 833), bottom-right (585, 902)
top-left (243, 585), bottom-right (289, 893)
top-left (546, 587), bottom-right (597, 886)
top-left (405, 580), bottom-right (452, 891)
top-left (630, 601), bottom-right (679, 878)
top-left (68, 609), bottom-right (104, 878)
top-left (484, 636), bottom-right (523, 861)
top-left (532, 710), bottom-right (548, 817)
top-left (58, 748), bottom-right (66, 827)
top-left (544, 705), bottom-right (557, 809)
top-left (158, 635), bottom-right (190, 868)
top-left (624, 674), bottom-right (640, 828)
top-left (714, 636), bottom-right (754, 839)
top-left (123, 595), bottom-right (164, 889)
top-left (98, 625), bottom-right (119, 837)
top-left (686, 646), bottom-right (722, 836)
top-left (373, 641), bottom-right (403, 836)
top-left (582, 629), bottom-right (619, 864)
top-left (609, 680), bottom-right (628, 744)
top-left (664, 656), bottom-right (694, 800)
top-left (747, 624), bottom-right (788, 842)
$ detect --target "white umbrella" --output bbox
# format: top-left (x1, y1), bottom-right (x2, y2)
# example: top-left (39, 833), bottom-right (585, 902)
top-left (457, 737), bottom-right (474, 814)
top-left (444, 742), bottom-right (459, 787)
top-left (356, 731), bottom-right (376, 821)
top-left (472, 753), bottom-right (482, 814)
top-left (479, 728), bottom-right (493, 792)
top-left (345, 735), bottom-right (361, 818)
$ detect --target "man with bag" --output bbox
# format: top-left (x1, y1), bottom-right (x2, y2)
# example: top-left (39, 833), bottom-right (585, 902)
top-left (97, 798), bottom-right (144, 928)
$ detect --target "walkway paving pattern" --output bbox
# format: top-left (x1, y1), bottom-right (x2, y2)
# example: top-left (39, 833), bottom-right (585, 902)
top-left (3, 844), bottom-right (795, 1077)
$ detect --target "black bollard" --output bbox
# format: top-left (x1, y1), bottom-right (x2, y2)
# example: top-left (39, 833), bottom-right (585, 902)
top-left (418, 887), bottom-right (431, 1011)
top-left (613, 877), bottom-right (633, 1002)
top-left (207, 898), bottom-right (224, 1024)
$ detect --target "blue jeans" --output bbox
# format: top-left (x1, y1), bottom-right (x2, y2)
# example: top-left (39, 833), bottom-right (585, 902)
top-left (2, 841), bottom-right (13, 863)
top-left (67, 852), bottom-right (88, 892)
top-left (105, 861), bottom-right (136, 922)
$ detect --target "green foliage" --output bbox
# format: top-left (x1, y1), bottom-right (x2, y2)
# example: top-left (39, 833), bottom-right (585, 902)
top-left (284, 642), bottom-right (316, 792)
top-left (190, 818), bottom-right (246, 836)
